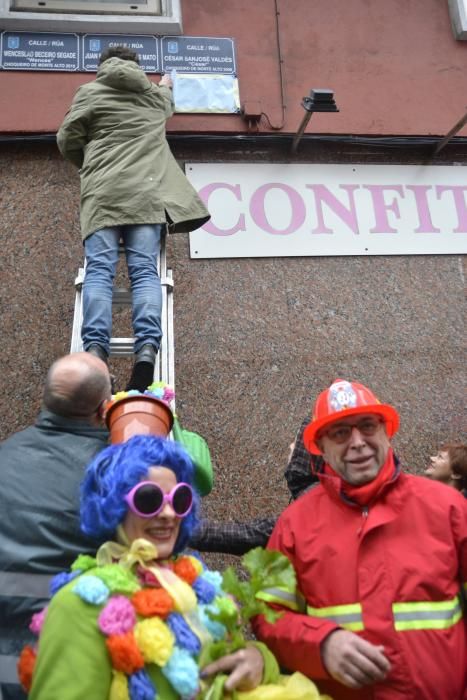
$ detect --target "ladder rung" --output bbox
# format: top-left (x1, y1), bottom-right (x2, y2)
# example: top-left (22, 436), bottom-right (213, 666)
top-left (161, 276), bottom-right (174, 290)
top-left (112, 278), bottom-right (174, 307)
top-left (74, 268), bottom-right (85, 288)
top-left (110, 338), bottom-right (135, 355)
top-left (112, 288), bottom-right (132, 305)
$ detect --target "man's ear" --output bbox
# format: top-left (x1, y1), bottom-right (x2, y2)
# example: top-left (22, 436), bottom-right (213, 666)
top-left (97, 399), bottom-right (109, 420)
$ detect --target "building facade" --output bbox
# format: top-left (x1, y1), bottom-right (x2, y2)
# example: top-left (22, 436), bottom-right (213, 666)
top-left (0, 1), bottom-right (465, 528)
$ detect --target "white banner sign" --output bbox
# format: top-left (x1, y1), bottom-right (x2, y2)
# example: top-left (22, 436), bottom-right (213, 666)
top-left (187, 163), bottom-right (467, 258)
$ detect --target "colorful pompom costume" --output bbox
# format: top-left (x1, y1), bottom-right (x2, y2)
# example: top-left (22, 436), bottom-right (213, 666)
top-left (19, 539), bottom-right (279, 700)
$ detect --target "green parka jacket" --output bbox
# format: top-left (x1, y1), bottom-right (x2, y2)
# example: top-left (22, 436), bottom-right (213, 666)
top-left (57, 58), bottom-right (210, 240)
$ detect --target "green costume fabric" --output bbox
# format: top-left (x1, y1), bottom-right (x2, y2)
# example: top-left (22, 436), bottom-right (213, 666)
top-left (29, 582), bottom-right (176, 700)
top-left (57, 57), bottom-right (210, 240)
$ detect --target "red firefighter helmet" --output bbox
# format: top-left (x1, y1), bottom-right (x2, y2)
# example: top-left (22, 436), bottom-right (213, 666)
top-left (303, 379), bottom-right (400, 454)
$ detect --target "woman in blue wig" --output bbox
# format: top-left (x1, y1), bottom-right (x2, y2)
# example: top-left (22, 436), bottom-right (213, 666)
top-left (20, 435), bottom-right (278, 700)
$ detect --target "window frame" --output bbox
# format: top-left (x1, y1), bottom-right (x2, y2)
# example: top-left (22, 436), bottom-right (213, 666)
top-left (11, 0), bottom-right (162, 17)
top-left (0, 0), bottom-right (182, 34)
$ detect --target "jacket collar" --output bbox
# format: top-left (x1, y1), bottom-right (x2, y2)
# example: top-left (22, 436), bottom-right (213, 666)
top-left (35, 409), bottom-right (109, 440)
top-left (316, 453), bottom-right (402, 509)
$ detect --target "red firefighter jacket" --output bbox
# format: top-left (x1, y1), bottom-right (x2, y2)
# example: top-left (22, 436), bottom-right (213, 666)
top-left (252, 469), bottom-right (467, 700)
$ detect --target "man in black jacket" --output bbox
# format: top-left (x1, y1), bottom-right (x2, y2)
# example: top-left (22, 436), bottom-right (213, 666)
top-left (0, 352), bottom-right (111, 700)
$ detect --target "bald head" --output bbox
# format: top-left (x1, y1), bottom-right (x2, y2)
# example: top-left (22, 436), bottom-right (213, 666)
top-left (43, 353), bottom-right (112, 421)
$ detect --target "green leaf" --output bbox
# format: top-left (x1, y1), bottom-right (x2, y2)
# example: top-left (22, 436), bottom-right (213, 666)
top-left (199, 639), bottom-right (230, 665)
top-left (198, 673), bottom-right (228, 700)
top-left (219, 548), bottom-right (296, 625)
top-left (243, 548), bottom-right (296, 593)
top-left (205, 594), bottom-right (239, 636)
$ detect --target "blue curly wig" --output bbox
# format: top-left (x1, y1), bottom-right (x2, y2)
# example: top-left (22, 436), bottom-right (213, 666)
top-left (80, 435), bottom-right (200, 554)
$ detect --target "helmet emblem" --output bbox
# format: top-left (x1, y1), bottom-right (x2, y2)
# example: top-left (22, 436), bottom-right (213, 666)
top-left (329, 380), bottom-right (357, 412)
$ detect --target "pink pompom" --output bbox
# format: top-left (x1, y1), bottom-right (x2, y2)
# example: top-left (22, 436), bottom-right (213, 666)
top-left (29, 607), bottom-right (48, 636)
top-left (98, 595), bottom-right (136, 636)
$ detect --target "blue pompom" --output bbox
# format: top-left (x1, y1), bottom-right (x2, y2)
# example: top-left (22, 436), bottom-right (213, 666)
top-left (199, 570), bottom-right (223, 595)
top-left (162, 647), bottom-right (199, 698)
top-left (129, 669), bottom-right (156, 700)
top-left (193, 576), bottom-right (216, 604)
top-left (198, 604), bottom-right (227, 641)
top-left (49, 570), bottom-right (80, 596)
top-left (72, 574), bottom-right (109, 605)
top-left (166, 613), bottom-right (201, 654)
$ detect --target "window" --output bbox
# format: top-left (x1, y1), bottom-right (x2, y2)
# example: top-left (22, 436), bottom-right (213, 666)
top-left (11, 0), bottom-right (162, 16)
top-left (448, 0), bottom-right (467, 39)
top-left (0, 0), bottom-right (181, 33)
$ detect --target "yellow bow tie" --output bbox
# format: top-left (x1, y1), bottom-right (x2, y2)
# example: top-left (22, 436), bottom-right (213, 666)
top-left (95, 528), bottom-right (201, 621)
top-left (96, 536), bottom-right (159, 571)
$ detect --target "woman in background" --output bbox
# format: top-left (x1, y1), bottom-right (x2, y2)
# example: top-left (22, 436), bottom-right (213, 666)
top-left (425, 443), bottom-right (467, 496)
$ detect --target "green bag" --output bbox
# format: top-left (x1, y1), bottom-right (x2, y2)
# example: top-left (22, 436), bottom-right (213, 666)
top-left (172, 417), bottom-right (214, 496)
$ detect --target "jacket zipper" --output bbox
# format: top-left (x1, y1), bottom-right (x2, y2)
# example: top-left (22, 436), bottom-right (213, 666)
top-left (357, 506), bottom-right (369, 536)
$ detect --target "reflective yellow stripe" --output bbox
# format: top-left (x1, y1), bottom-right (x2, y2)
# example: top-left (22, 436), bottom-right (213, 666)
top-left (306, 602), bottom-right (364, 631)
top-left (256, 587), bottom-right (304, 612)
top-left (393, 595), bottom-right (462, 631)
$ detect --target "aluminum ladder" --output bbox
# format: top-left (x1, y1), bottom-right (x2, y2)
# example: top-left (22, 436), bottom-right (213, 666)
top-left (70, 230), bottom-right (175, 387)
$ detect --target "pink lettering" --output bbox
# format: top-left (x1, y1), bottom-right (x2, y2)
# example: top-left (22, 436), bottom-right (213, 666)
top-left (406, 186), bottom-right (440, 233)
top-left (198, 183), bottom-right (245, 236)
top-left (436, 185), bottom-right (467, 233)
top-left (306, 185), bottom-right (360, 234)
top-left (363, 185), bottom-right (404, 233)
top-left (249, 183), bottom-right (305, 234)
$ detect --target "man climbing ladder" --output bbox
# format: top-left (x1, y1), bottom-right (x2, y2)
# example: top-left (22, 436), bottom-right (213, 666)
top-left (57, 45), bottom-right (210, 390)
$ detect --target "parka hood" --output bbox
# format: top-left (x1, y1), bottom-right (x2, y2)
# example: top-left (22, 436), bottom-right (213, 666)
top-left (96, 57), bottom-right (151, 93)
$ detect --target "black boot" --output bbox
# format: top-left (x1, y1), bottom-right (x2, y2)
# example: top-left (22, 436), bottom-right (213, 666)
top-left (125, 344), bottom-right (157, 392)
top-left (86, 344), bottom-right (108, 365)
top-left (86, 344), bottom-right (117, 392)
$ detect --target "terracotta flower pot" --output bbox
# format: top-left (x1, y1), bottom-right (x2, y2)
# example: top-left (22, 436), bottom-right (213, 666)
top-left (106, 395), bottom-right (174, 444)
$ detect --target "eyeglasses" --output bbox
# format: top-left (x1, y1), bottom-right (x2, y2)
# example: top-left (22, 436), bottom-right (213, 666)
top-left (124, 482), bottom-right (194, 519)
top-left (322, 418), bottom-right (383, 444)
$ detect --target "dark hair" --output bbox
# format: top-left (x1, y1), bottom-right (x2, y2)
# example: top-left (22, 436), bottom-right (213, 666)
top-left (98, 45), bottom-right (140, 65)
top-left (80, 435), bottom-right (199, 553)
top-left (446, 443), bottom-right (467, 490)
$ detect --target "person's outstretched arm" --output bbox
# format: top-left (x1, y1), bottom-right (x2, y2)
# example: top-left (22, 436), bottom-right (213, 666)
top-left (56, 87), bottom-right (91, 169)
top-left (155, 74), bottom-right (175, 119)
top-left (189, 517), bottom-right (276, 555)
top-left (284, 417), bottom-right (322, 500)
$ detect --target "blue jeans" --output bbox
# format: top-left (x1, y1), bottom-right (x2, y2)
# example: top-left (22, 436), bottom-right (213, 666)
top-left (82, 224), bottom-right (163, 355)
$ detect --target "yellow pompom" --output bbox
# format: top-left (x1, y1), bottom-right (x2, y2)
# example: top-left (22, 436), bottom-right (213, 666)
top-left (113, 391), bottom-right (129, 402)
top-left (109, 670), bottom-right (130, 700)
top-left (186, 555), bottom-right (204, 577)
top-left (134, 617), bottom-right (175, 666)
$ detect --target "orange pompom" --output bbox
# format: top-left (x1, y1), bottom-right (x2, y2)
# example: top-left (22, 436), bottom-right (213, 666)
top-left (131, 588), bottom-right (174, 618)
top-left (173, 557), bottom-right (198, 585)
top-left (17, 645), bottom-right (36, 692)
top-left (106, 632), bottom-right (144, 674)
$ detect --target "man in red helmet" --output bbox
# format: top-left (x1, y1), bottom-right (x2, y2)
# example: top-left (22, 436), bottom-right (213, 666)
top-left (253, 379), bottom-right (467, 699)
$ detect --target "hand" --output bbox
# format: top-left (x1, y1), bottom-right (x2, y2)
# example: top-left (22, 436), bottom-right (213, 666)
top-left (321, 630), bottom-right (391, 689)
top-left (159, 74), bottom-right (173, 89)
top-left (201, 645), bottom-right (264, 692)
